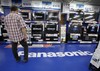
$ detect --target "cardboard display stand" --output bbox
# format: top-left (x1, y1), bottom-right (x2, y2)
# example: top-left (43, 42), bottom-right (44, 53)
top-left (90, 41), bottom-right (100, 68)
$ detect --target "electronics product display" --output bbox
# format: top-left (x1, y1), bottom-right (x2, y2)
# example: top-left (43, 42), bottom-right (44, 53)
top-left (31, 11), bottom-right (60, 43)
top-left (82, 12), bottom-right (99, 42)
top-left (68, 22), bottom-right (82, 41)
top-left (44, 23), bottom-right (59, 41)
top-left (68, 23), bottom-right (82, 34)
top-left (46, 12), bottom-right (59, 21)
top-left (68, 10), bottom-right (83, 41)
top-left (20, 10), bottom-right (31, 21)
top-left (84, 12), bottom-right (99, 23)
top-left (87, 25), bottom-right (98, 34)
top-left (0, 21), bottom-right (3, 41)
top-left (86, 24), bottom-right (99, 41)
top-left (0, 2), bottom-right (61, 44)
top-left (45, 23), bottom-right (58, 33)
top-left (31, 23), bottom-right (44, 42)
top-left (0, 17), bottom-right (2, 36)
top-left (33, 12), bottom-right (45, 21)
top-left (44, 11), bottom-right (59, 42)
top-left (0, 25), bottom-right (2, 36)
top-left (82, 25), bottom-right (99, 42)
top-left (26, 24), bottom-right (32, 45)
top-left (69, 12), bottom-right (84, 21)
top-left (68, 9), bottom-right (99, 43)
top-left (2, 26), bottom-right (9, 41)
top-left (21, 12), bottom-right (29, 20)
top-left (0, 14), bottom-right (9, 41)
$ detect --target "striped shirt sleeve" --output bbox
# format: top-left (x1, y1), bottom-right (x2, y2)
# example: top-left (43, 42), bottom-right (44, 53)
top-left (17, 15), bottom-right (26, 29)
top-left (3, 17), bottom-right (8, 30)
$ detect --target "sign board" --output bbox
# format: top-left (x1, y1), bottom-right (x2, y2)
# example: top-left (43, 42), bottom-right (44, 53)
top-left (22, 0), bottom-right (61, 10)
top-left (70, 3), bottom-right (77, 11)
top-left (62, 3), bottom-right (69, 13)
top-left (42, 1), bottom-right (52, 9)
top-left (70, 3), bottom-right (84, 11)
top-left (92, 6), bottom-right (100, 12)
top-left (90, 41), bottom-right (100, 68)
top-left (1, 0), bottom-right (12, 6)
top-left (84, 5), bottom-right (93, 12)
top-left (52, 2), bottom-right (61, 9)
top-left (76, 3), bottom-right (84, 10)
top-left (70, 3), bottom-right (100, 12)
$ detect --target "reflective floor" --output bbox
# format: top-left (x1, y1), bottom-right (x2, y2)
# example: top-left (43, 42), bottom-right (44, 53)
top-left (0, 43), bottom-right (97, 71)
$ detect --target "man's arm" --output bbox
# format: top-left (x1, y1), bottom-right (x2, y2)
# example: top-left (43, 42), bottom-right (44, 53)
top-left (21, 27), bottom-right (27, 37)
top-left (17, 15), bottom-right (27, 39)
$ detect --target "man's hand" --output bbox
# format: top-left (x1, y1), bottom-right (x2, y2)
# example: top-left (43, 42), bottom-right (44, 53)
top-left (21, 27), bottom-right (27, 41)
top-left (24, 35), bottom-right (28, 41)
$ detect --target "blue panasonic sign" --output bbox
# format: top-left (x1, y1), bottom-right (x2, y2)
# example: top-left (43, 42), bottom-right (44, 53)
top-left (18, 50), bottom-right (93, 58)
top-left (42, 1), bottom-right (51, 5)
top-left (76, 4), bottom-right (84, 8)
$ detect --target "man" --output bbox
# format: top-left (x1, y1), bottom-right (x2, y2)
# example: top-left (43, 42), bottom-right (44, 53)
top-left (4, 6), bottom-right (28, 63)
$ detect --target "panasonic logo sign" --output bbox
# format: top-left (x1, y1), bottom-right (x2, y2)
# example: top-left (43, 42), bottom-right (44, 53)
top-left (18, 50), bottom-right (93, 58)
